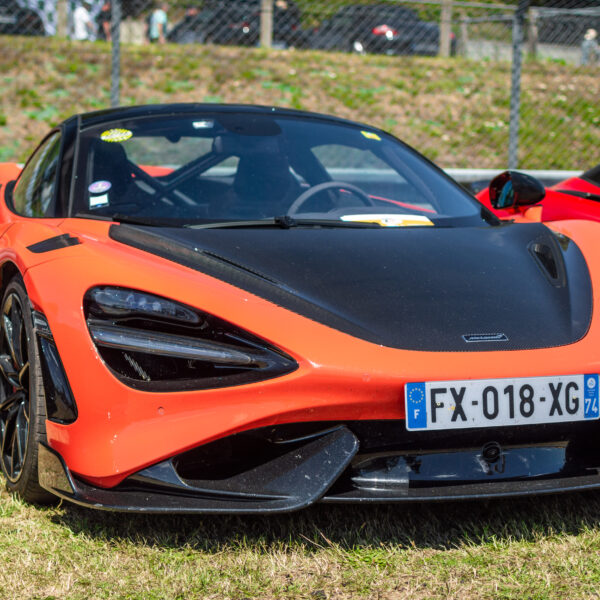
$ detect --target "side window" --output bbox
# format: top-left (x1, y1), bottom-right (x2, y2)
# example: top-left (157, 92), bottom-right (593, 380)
top-left (12, 133), bottom-right (61, 217)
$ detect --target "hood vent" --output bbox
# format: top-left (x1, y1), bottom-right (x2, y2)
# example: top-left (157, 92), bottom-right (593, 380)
top-left (529, 239), bottom-right (565, 287)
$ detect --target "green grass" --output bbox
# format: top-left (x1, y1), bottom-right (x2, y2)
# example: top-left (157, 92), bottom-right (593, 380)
top-left (2, 487), bottom-right (600, 599)
top-left (0, 36), bottom-right (598, 170)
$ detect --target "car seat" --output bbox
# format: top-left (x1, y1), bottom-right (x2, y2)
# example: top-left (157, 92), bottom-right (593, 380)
top-left (210, 134), bottom-right (300, 218)
top-left (88, 139), bottom-right (133, 199)
top-left (232, 152), bottom-right (297, 215)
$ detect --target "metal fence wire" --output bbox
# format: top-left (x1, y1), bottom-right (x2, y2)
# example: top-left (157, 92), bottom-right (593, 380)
top-left (165, 0), bottom-right (456, 53)
top-left (1, 0), bottom-right (599, 170)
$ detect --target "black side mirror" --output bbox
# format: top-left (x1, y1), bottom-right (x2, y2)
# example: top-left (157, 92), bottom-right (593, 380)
top-left (489, 171), bottom-right (545, 209)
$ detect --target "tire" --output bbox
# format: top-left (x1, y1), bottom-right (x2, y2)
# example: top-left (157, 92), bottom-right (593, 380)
top-left (0, 277), bottom-right (54, 503)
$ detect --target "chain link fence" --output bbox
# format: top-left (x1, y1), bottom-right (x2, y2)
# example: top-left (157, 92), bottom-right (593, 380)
top-left (158, 0), bottom-right (464, 54)
top-left (0, 0), bottom-right (598, 170)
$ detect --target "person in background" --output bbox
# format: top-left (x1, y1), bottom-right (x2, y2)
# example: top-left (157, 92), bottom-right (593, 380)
top-left (175, 6), bottom-right (199, 42)
top-left (582, 28), bottom-right (599, 66)
top-left (72, 0), bottom-right (94, 41)
top-left (149, 2), bottom-right (168, 44)
top-left (184, 6), bottom-right (199, 20)
top-left (97, 1), bottom-right (112, 42)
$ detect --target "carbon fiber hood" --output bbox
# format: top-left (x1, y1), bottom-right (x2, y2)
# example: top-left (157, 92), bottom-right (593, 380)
top-left (110, 222), bottom-right (592, 351)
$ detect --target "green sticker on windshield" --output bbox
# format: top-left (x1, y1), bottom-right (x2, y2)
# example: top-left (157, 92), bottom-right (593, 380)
top-left (101, 128), bottom-right (133, 143)
top-left (361, 131), bottom-right (381, 141)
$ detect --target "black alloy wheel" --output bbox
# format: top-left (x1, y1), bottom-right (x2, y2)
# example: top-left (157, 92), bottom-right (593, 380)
top-left (0, 277), bottom-right (53, 502)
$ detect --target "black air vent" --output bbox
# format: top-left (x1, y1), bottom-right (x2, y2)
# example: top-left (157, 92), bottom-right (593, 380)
top-left (27, 234), bottom-right (80, 254)
top-left (529, 240), bottom-right (565, 286)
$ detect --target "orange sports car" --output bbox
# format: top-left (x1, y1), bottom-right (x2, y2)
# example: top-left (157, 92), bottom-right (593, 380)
top-left (1, 104), bottom-right (599, 513)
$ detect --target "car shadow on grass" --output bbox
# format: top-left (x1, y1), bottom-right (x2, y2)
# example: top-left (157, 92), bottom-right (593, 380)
top-left (49, 490), bottom-right (600, 552)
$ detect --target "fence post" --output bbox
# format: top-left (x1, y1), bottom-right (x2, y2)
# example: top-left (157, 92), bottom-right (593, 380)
top-left (508, 0), bottom-right (528, 170)
top-left (260, 0), bottom-right (273, 48)
top-left (527, 7), bottom-right (538, 58)
top-left (439, 0), bottom-right (453, 57)
top-left (56, 0), bottom-right (67, 37)
top-left (457, 12), bottom-right (468, 56)
top-left (110, 0), bottom-right (121, 107)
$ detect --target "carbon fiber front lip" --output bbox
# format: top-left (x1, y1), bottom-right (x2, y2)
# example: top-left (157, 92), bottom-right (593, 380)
top-left (37, 426), bottom-right (360, 514)
top-left (38, 427), bottom-right (600, 512)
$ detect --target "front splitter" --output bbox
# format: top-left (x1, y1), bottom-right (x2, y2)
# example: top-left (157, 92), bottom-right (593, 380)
top-left (37, 428), bottom-right (600, 513)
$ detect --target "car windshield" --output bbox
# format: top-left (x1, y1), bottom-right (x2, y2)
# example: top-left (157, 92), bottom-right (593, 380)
top-left (74, 112), bottom-right (487, 227)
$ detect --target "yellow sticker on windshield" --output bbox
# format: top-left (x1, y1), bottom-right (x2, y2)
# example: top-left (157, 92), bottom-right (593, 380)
top-left (361, 131), bottom-right (381, 141)
top-left (341, 214), bottom-right (434, 227)
top-left (101, 128), bottom-right (133, 143)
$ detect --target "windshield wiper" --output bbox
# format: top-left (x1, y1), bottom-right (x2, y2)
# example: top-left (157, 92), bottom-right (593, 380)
top-left (109, 214), bottom-right (183, 227)
top-left (74, 212), bottom-right (171, 227)
top-left (188, 216), bottom-right (382, 230)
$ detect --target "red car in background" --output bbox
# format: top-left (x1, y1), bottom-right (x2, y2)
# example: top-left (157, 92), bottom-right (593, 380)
top-left (477, 164), bottom-right (600, 223)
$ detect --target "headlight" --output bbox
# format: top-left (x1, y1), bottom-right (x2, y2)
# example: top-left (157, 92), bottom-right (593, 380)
top-left (87, 287), bottom-right (200, 324)
top-left (84, 287), bottom-right (298, 391)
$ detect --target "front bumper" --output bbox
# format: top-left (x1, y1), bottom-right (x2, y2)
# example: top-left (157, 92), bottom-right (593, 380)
top-left (39, 420), bottom-right (600, 513)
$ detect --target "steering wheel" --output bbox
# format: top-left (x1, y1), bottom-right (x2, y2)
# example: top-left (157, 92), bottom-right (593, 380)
top-left (287, 181), bottom-right (375, 216)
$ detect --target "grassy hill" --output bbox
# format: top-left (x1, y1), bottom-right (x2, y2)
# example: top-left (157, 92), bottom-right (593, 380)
top-left (0, 36), bottom-right (598, 170)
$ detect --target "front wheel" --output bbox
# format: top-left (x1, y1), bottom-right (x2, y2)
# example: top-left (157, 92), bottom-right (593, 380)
top-left (0, 277), bottom-right (54, 503)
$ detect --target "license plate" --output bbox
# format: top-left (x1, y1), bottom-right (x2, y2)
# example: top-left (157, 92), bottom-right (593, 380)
top-left (405, 374), bottom-right (600, 431)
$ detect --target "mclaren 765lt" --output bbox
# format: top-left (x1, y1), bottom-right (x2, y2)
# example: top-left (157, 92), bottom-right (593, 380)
top-left (1, 104), bottom-right (600, 513)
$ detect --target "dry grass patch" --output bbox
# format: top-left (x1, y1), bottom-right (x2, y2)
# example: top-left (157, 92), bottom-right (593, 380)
top-left (2, 486), bottom-right (600, 599)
